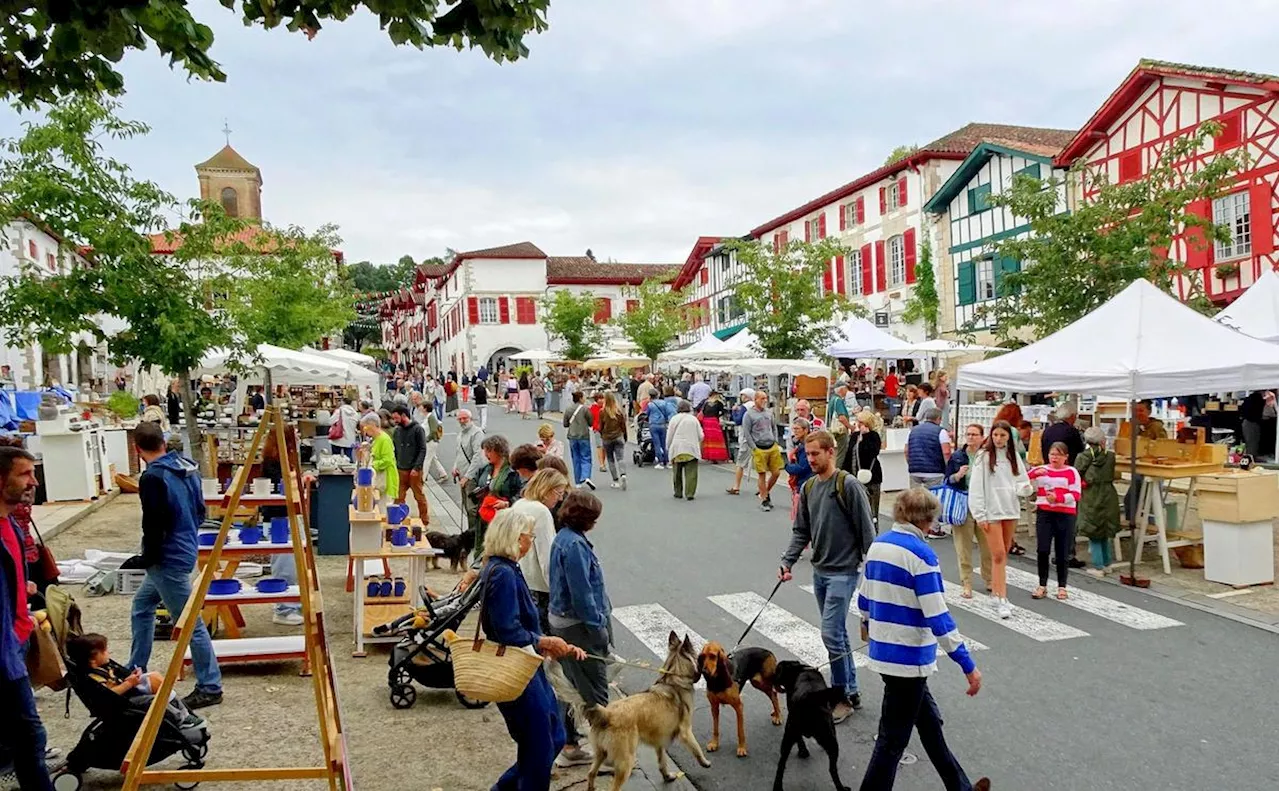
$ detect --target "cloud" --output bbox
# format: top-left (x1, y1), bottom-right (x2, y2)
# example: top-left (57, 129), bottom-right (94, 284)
top-left (0, 0), bottom-right (1275, 265)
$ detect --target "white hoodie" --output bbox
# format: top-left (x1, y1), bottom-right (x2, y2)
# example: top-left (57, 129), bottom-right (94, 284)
top-left (967, 448), bottom-right (1032, 523)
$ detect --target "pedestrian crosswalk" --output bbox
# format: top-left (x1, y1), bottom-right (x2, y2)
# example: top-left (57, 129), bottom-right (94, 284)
top-left (609, 576), bottom-right (1181, 672)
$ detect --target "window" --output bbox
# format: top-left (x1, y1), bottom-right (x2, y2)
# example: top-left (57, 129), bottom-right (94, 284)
top-left (976, 257), bottom-right (996, 302)
top-left (699, 268), bottom-right (708, 286)
top-left (45, 252), bottom-right (56, 272)
top-left (967, 183), bottom-right (992, 214)
top-left (806, 216), bottom-right (824, 241)
top-left (477, 297), bottom-right (499, 324)
top-left (849, 250), bottom-right (863, 295)
top-left (716, 295), bottom-right (743, 326)
top-left (1213, 191), bottom-right (1252, 260)
top-left (718, 254), bottom-right (731, 274)
top-left (887, 235), bottom-right (905, 286)
top-left (1118, 151), bottom-right (1142, 183)
top-left (220, 186), bottom-right (239, 217)
top-left (1015, 163), bottom-right (1042, 181)
top-left (27, 240), bottom-right (37, 260)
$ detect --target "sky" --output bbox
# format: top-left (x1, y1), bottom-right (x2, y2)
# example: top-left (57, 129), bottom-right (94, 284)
top-left (2, 0), bottom-right (1277, 266)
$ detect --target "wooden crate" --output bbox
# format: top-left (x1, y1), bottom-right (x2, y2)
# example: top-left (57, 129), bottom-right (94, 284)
top-left (1196, 470), bottom-right (1280, 523)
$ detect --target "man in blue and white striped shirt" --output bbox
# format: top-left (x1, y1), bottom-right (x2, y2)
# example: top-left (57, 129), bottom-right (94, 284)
top-left (856, 486), bottom-right (990, 791)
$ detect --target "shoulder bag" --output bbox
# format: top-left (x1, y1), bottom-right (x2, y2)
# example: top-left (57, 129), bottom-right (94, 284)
top-left (446, 564), bottom-right (543, 703)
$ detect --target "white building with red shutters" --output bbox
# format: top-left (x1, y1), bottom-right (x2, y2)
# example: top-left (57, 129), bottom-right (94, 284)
top-left (1054, 59), bottom-right (1278, 304)
top-left (378, 242), bottom-right (676, 376)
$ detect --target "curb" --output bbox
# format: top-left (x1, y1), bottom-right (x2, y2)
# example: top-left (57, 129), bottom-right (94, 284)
top-left (40, 488), bottom-right (122, 541)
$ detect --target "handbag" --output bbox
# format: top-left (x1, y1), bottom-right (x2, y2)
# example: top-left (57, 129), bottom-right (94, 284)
top-left (30, 522), bottom-right (60, 583)
top-left (936, 485), bottom-right (970, 527)
top-left (445, 565), bottom-right (543, 703)
top-left (327, 417), bottom-right (344, 441)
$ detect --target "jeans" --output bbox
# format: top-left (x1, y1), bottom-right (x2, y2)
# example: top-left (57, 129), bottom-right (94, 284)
top-left (811, 570), bottom-right (859, 696)
top-left (435, 401), bottom-right (444, 421)
top-left (271, 553), bottom-right (302, 617)
top-left (1036, 510), bottom-right (1075, 587)
top-left (603, 438), bottom-right (627, 481)
top-left (535, 396), bottom-right (545, 418)
top-left (0, 670), bottom-right (54, 791)
top-left (569, 438), bottom-right (593, 486)
top-left (1088, 538), bottom-right (1114, 569)
top-left (859, 675), bottom-right (975, 791)
top-left (551, 622), bottom-right (611, 709)
top-left (130, 564), bottom-right (223, 694)
top-left (650, 426), bottom-right (669, 465)
top-left (477, 404), bottom-right (488, 430)
top-left (884, 397), bottom-right (901, 418)
top-left (493, 670), bottom-right (566, 791)
top-left (672, 458), bottom-right (698, 498)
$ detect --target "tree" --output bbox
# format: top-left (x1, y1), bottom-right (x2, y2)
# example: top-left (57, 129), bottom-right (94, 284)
top-left (540, 289), bottom-right (605, 362)
top-left (972, 121), bottom-right (1249, 343)
top-left (724, 237), bottom-right (860, 359)
top-left (900, 238), bottom-right (939, 337)
top-left (612, 275), bottom-right (686, 361)
top-left (1, 0), bottom-right (550, 105)
top-left (884, 144), bottom-right (919, 166)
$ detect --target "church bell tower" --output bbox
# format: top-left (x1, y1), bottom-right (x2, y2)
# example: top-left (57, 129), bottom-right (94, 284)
top-left (195, 126), bottom-right (263, 222)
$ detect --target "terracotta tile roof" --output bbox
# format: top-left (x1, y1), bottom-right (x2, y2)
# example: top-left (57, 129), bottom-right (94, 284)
top-left (1138, 58), bottom-right (1277, 85)
top-left (148, 225), bottom-right (273, 254)
top-left (750, 123), bottom-right (1076, 237)
top-left (545, 258), bottom-right (678, 285)
top-left (416, 262), bottom-right (452, 279)
top-left (671, 236), bottom-right (725, 290)
top-left (454, 241), bottom-right (547, 261)
top-left (195, 145), bottom-right (261, 177)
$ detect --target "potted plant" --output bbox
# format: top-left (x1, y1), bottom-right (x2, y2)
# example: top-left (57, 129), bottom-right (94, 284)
top-left (1215, 261), bottom-right (1241, 280)
top-left (106, 390), bottom-right (140, 421)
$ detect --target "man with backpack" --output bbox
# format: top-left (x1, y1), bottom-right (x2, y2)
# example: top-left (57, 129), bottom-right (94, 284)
top-left (778, 428), bottom-right (876, 723)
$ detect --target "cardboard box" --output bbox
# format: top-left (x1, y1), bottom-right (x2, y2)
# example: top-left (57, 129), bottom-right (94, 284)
top-left (1196, 470), bottom-right (1279, 523)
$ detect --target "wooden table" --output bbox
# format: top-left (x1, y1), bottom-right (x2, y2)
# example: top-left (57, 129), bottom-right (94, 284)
top-left (1119, 461), bottom-right (1216, 574)
top-left (348, 541), bottom-right (442, 657)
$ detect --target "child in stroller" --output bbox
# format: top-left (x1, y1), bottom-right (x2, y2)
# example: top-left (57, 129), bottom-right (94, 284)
top-left (53, 634), bottom-right (210, 791)
top-left (632, 410), bottom-right (655, 468)
top-left (379, 582), bottom-right (490, 710)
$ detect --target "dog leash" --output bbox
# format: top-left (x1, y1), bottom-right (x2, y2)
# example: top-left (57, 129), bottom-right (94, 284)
top-left (731, 578), bottom-right (785, 651)
top-left (578, 651), bottom-right (679, 676)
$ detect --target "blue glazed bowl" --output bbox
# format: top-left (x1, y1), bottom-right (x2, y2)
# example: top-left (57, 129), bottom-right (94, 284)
top-left (209, 579), bottom-right (242, 596)
top-left (238, 527), bottom-right (262, 545)
top-left (256, 577), bottom-right (288, 594)
top-left (198, 532), bottom-right (218, 547)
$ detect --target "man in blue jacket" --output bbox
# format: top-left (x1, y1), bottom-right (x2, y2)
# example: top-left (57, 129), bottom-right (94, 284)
top-left (128, 422), bottom-right (224, 709)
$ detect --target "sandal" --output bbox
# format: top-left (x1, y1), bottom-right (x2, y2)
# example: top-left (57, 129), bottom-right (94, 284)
top-left (1009, 542), bottom-right (1027, 556)
top-left (725, 488), bottom-right (740, 495)
top-left (961, 583), bottom-right (973, 599)
top-left (1056, 588), bottom-right (1069, 600)
top-left (1031, 586), bottom-right (1047, 600)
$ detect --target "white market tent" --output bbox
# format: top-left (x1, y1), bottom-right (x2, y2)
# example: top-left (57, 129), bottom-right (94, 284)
top-left (1214, 268), bottom-right (1279, 344)
top-left (957, 279), bottom-right (1280, 399)
top-left (823, 317), bottom-right (908, 358)
top-left (897, 338), bottom-right (1005, 356)
top-left (657, 334), bottom-right (743, 361)
top-left (511, 348), bottom-right (558, 361)
top-left (582, 354), bottom-right (652, 371)
top-left (693, 358), bottom-right (831, 378)
top-left (307, 346), bottom-right (377, 366)
top-left (721, 328), bottom-right (762, 355)
top-left (196, 344), bottom-right (367, 387)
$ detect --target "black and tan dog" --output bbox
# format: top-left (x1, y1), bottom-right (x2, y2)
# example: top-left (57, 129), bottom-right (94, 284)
top-left (697, 641), bottom-right (783, 757)
top-left (583, 631), bottom-right (711, 791)
top-left (772, 660), bottom-right (849, 791)
top-left (424, 528), bottom-right (474, 571)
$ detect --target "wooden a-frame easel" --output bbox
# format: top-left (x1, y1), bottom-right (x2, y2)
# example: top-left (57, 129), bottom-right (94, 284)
top-left (121, 406), bottom-right (351, 789)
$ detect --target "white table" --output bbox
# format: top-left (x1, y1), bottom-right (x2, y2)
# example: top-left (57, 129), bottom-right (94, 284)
top-left (349, 542), bottom-right (443, 657)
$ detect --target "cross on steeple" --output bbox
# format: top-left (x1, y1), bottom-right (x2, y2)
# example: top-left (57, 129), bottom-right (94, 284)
top-left (221, 119), bottom-right (232, 146)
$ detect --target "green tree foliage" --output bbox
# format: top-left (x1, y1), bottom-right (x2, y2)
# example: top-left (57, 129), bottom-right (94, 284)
top-left (612, 275), bottom-right (685, 361)
top-left (540, 289), bottom-right (605, 362)
top-left (900, 238), bottom-right (939, 337)
top-left (883, 144), bottom-right (919, 166)
top-left (973, 121), bottom-right (1248, 343)
top-left (725, 237), bottom-right (861, 359)
top-left (1, 0), bottom-right (550, 105)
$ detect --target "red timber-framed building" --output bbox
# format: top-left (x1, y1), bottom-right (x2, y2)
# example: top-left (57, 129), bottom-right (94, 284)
top-left (1056, 59), bottom-right (1278, 304)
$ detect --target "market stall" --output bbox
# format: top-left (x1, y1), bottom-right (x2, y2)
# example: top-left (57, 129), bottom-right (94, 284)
top-left (1214, 267), bottom-right (1279, 343)
top-left (958, 279), bottom-right (1279, 578)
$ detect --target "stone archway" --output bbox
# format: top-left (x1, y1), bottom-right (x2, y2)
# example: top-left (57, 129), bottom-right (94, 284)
top-left (486, 346), bottom-right (522, 375)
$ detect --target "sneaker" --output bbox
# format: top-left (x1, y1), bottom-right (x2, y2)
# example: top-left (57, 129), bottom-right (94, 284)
top-left (654, 463), bottom-right (665, 470)
top-left (849, 692), bottom-right (862, 710)
top-left (182, 690), bottom-right (223, 710)
top-left (273, 611), bottom-right (304, 626)
top-left (555, 745), bottom-right (594, 768)
top-left (1084, 567), bottom-right (1106, 578)
top-left (761, 498), bottom-right (773, 512)
top-left (685, 496), bottom-right (695, 501)
top-left (583, 479), bottom-right (597, 491)
top-left (1068, 557), bottom-right (1087, 569)
top-left (926, 528), bottom-right (948, 540)
top-left (996, 598), bottom-right (1013, 620)
top-left (831, 701), bottom-right (854, 724)
top-left (673, 493), bottom-right (684, 499)
top-left (620, 475), bottom-right (627, 491)
top-left (610, 481), bottom-right (620, 489)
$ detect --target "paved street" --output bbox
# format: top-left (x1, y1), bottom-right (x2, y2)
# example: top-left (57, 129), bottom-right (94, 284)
top-left (438, 407), bottom-right (1279, 791)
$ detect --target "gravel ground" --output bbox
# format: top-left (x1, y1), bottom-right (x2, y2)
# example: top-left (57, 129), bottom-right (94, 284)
top-left (35, 496), bottom-right (599, 790)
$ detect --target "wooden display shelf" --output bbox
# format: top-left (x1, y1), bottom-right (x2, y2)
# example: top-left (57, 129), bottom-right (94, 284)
top-left (1195, 469), bottom-right (1279, 523)
top-left (180, 635), bottom-right (307, 677)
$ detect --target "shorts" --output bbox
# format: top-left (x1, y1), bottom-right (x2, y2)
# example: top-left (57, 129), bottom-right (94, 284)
top-left (751, 445), bottom-right (785, 473)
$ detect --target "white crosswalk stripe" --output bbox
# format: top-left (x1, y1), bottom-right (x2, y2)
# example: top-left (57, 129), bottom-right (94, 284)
top-left (942, 581), bottom-right (1089, 641)
top-left (1002, 568), bottom-right (1183, 630)
top-left (798, 584), bottom-right (990, 652)
top-left (611, 603), bottom-right (708, 688)
top-left (709, 592), bottom-right (873, 669)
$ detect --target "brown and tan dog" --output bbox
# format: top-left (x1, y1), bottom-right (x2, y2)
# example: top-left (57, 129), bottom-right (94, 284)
top-left (698, 642), bottom-right (783, 757)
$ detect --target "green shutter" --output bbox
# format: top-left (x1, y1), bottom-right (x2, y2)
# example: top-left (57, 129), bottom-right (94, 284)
top-left (967, 183), bottom-right (992, 214)
top-left (958, 259), bottom-right (977, 306)
top-left (1016, 163), bottom-right (1042, 180)
top-left (994, 256), bottom-right (1021, 295)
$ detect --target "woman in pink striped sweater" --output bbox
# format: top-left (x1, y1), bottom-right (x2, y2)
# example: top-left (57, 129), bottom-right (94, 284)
top-left (1028, 441), bottom-right (1082, 600)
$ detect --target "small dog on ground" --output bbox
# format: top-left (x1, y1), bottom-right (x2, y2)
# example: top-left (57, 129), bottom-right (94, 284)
top-left (698, 642), bottom-right (782, 757)
top-left (772, 660), bottom-right (849, 791)
top-left (583, 631), bottom-right (711, 791)
top-left (424, 528), bottom-right (474, 571)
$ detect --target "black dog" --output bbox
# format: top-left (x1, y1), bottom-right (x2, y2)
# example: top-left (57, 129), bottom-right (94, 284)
top-left (424, 528), bottom-right (474, 571)
top-left (772, 660), bottom-right (848, 791)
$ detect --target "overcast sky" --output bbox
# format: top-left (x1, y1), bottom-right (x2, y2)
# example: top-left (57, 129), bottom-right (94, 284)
top-left (3, 0), bottom-right (1277, 265)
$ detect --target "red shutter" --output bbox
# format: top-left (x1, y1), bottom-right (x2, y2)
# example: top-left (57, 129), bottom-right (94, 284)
top-left (626, 299), bottom-right (639, 313)
top-left (498, 296), bottom-right (510, 324)
top-left (781, 230), bottom-right (788, 246)
top-left (1119, 151), bottom-right (1141, 183)
top-left (466, 296), bottom-right (479, 324)
top-left (822, 264), bottom-right (833, 293)
top-left (835, 255), bottom-right (846, 295)
top-left (773, 233), bottom-right (780, 255)
top-left (839, 204), bottom-right (847, 231)
top-left (860, 244), bottom-right (873, 293)
top-left (594, 297), bottom-right (612, 323)
top-left (700, 268), bottom-right (709, 285)
top-left (855, 196), bottom-right (865, 225)
top-left (897, 176), bottom-right (908, 207)
top-left (818, 213), bottom-right (827, 239)
top-left (904, 227), bottom-right (918, 284)
top-left (514, 296), bottom-right (534, 324)
top-left (804, 222), bottom-right (812, 243)
top-left (879, 187), bottom-right (887, 216)
top-left (1183, 199), bottom-right (1213, 270)
top-left (1250, 180), bottom-right (1276, 256)
top-left (1216, 112), bottom-right (1243, 150)
top-left (874, 240), bottom-right (886, 292)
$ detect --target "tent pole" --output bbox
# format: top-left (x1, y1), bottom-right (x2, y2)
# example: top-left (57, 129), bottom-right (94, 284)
top-left (1122, 398), bottom-right (1147, 587)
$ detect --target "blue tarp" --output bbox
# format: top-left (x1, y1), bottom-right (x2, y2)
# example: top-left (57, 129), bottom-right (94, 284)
top-left (0, 391), bottom-right (17, 431)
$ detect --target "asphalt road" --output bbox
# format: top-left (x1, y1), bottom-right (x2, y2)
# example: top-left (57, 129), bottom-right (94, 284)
top-left (437, 407), bottom-right (1280, 791)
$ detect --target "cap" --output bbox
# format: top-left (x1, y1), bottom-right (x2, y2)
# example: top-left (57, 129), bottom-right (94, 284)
top-left (739, 388), bottom-right (756, 398)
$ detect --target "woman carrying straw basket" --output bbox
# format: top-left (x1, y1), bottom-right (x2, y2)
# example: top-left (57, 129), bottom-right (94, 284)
top-left (479, 510), bottom-right (586, 791)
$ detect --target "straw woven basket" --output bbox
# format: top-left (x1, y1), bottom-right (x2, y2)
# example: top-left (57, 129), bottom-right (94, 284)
top-left (444, 628), bottom-right (542, 703)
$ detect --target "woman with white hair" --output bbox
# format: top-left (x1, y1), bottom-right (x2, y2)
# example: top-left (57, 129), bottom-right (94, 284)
top-left (360, 411), bottom-right (397, 505)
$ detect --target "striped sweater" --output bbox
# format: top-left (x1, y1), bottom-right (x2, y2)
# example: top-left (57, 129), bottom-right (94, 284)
top-left (856, 524), bottom-right (975, 678)
top-left (1028, 464), bottom-right (1082, 514)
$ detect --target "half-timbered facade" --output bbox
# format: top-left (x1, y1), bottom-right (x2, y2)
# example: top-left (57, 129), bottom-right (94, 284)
top-left (670, 236), bottom-right (731, 346)
top-left (1056, 59), bottom-right (1279, 304)
top-left (924, 138), bottom-right (1075, 336)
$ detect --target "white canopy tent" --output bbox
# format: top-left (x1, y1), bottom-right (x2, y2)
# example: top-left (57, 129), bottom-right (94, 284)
top-left (306, 346), bottom-right (377, 366)
top-left (656, 334), bottom-right (744, 362)
top-left (195, 344), bottom-right (351, 385)
top-left (721, 328), bottom-right (762, 355)
top-left (511, 348), bottom-right (558, 362)
top-left (1214, 268), bottom-right (1279, 344)
top-left (582, 354), bottom-right (652, 371)
top-left (693, 358), bottom-right (831, 378)
top-left (823, 317), bottom-right (908, 358)
top-left (893, 338), bottom-right (1006, 357)
top-left (957, 279), bottom-right (1280, 398)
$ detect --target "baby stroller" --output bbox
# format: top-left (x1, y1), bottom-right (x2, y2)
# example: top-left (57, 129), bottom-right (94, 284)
top-left (632, 411), bottom-right (655, 468)
top-left (381, 581), bottom-right (489, 710)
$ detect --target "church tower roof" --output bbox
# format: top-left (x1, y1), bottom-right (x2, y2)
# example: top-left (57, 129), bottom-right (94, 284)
top-left (195, 144), bottom-right (262, 180)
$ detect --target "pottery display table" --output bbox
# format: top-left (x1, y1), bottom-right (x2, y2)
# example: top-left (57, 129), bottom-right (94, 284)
top-left (348, 539), bottom-right (442, 657)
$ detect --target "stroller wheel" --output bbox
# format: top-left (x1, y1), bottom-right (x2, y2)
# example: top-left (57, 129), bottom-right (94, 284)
top-left (455, 689), bottom-right (490, 709)
top-left (390, 684), bottom-right (416, 709)
top-left (52, 771), bottom-right (82, 791)
top-left (389, 666), bottom-right (413, 688)
top-left (183, 742), bottom-right (209, 763)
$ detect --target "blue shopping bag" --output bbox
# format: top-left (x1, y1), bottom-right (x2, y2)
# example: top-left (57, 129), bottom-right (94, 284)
top-left (931, 484), bottom-right (970, 527)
